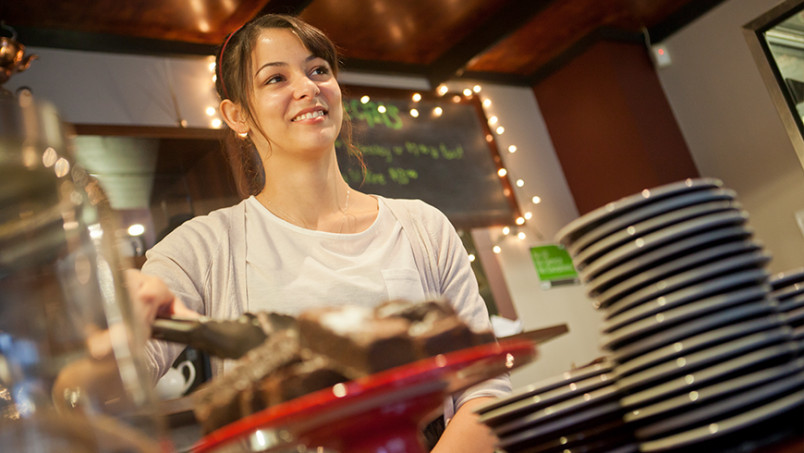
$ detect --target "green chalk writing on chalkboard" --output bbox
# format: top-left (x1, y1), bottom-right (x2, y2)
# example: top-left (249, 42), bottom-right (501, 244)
top-left (348, 168), bottom-right (388, 186)
top-left (344, 100), bottom-right (403, 130)
top-left (350, 142), bottom-right (465, 163)
top-left (388, 167), bottom-right (418, 185)
top-left (400, 142), bottom-right (465, 160)
top-left (440, 144), bottom-right (464, 160)
top-left (358, 144), bottom-right (394, 163)
top-left (405, 142), bottom-right (438, 159)
top-left (344, 167), bottom-right (420, 187)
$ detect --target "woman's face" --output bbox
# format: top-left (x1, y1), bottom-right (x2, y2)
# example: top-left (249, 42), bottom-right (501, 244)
top-left (247, 28), bottom-right (343, 158)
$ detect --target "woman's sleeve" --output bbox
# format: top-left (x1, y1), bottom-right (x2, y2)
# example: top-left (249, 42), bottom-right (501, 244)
top-left (424, 204), bottom-right (513, 414)
top-left (139, 216), bottom-right (221, 382)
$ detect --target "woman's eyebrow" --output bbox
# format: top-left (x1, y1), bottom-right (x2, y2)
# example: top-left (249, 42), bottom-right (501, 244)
top-left (254, 54), bottom-right (324, 78)
top-left (255, 61), bottom-right (287, 78)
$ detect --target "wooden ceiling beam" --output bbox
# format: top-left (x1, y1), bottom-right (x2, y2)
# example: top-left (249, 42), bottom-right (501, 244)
top-left (13, 26), bottom-right (217, 57)
top-left (426, 0), bottom-right (554, 87)
top-left (258, 0), bottom-right (316, 16)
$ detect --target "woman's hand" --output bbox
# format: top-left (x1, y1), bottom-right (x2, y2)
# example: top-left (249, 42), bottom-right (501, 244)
top-left (85, 270), bottom-right (199, 361)
top-left (431, 397), bottom-right (498, 453)
top-left (124, 269), bottom-right (199, 336)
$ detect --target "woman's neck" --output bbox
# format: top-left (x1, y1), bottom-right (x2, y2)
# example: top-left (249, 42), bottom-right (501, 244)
top-left (255, 152), bottom-right (353, 231)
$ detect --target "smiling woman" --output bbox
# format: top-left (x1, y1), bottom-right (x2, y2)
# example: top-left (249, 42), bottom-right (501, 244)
top-left (135, 13), bottom-right (511, 453)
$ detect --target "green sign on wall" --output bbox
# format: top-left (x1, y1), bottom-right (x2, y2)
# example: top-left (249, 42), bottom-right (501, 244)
top-left (530, 244), bottom-right (578, 285)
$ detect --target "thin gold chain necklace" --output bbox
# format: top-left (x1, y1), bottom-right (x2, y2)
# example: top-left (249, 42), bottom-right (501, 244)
top-left (263, 187), bottom-right (352, 232)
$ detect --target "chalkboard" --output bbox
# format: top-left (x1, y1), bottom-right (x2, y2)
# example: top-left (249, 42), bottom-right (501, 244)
top-left (336, 85), bottom-right (518, 228)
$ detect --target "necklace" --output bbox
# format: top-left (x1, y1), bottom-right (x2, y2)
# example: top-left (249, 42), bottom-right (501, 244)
top-left (262, 187), bottom-right (352, 232)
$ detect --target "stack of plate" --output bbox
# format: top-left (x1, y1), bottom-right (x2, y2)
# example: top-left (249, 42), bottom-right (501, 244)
top-left (476, 360), bottom-right (638, 452)
top-left (770, 268), bottom-right (804, 347)
top-left (551, 178), bottom-right (804, 452)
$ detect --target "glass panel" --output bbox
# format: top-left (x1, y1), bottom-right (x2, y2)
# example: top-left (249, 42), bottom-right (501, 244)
top-left (764, 10), bottom-right (804, 132)
top-left (744, 0), bottom-right (804, 170)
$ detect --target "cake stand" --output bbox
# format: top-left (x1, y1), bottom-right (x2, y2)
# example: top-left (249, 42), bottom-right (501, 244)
top-left (193, 338), bottom-right (537, 453)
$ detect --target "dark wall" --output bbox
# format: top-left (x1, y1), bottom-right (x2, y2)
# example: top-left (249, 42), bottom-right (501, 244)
top-left (534, 40), bottom-right (699, 215)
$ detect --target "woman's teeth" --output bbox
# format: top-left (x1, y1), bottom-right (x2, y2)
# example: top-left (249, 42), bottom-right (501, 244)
top-left (292, 110), bottom-right (325, 121)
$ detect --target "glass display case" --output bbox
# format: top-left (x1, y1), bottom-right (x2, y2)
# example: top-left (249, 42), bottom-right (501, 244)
top-left (0, 91), bottom-right (169, 451)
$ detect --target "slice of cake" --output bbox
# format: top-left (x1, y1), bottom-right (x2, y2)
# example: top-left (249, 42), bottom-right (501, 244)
top-left (298, 305), bottom-right (418, 376)
top-left (191, 329), bottom-right (301, 433)
top-left (248, 354), bottom-right (351, 410)
top-left (376, 299), bottom-right (497, 355)
top-left (191, 299), bottom-right (496, 433)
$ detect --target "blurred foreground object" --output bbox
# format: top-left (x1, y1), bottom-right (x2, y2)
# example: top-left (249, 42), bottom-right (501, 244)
top-left (0, 90), bottom-right (166, 451)
top-left (0, 23), bottom-right (37, 94)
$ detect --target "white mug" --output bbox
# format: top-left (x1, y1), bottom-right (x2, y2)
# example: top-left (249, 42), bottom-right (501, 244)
top-left (155, 359), bottom-right (196, 399)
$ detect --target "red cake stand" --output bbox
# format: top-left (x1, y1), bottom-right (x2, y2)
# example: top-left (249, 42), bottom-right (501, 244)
top-left (193, 338), bottom-right (536, 453)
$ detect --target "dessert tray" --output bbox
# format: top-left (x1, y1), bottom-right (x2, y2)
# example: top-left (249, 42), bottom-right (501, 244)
top-left (192, 338), bottom-right (536, 453)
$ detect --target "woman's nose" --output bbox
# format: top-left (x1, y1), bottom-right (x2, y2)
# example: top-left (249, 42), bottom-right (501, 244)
top-left (293, 75), bottom-right (320, 99)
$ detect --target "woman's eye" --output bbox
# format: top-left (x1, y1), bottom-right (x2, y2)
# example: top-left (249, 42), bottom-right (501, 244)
top-left (265, 75), bottom-right (284, 85)
top-left (311, 66), bottom-right (330, 77)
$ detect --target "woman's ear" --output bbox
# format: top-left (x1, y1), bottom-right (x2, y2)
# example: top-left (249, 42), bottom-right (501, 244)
top-left (219, 99), bottom-right (249, 136)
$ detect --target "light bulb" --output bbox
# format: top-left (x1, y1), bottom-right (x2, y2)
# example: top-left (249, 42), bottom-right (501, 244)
top-left (128, 224), bottom-right (145, 236)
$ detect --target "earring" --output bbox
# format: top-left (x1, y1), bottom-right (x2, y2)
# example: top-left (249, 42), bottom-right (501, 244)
top-left (238, 130), bottom-right (249, 138)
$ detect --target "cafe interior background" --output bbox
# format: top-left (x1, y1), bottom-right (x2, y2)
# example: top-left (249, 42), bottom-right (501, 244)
top-left (3, 0), bottom-right (804, 392)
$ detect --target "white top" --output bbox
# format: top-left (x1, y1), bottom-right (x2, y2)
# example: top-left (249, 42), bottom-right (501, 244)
top-left (245, 196), bottom-right (425, 314)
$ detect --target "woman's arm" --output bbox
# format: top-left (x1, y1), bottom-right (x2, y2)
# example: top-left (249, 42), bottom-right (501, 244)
top-left (431, 397), bottom-right (498, 453)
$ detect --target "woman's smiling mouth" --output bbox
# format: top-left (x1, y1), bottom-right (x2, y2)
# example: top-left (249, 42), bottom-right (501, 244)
top-left (292, 109), bottom-right (327, 122)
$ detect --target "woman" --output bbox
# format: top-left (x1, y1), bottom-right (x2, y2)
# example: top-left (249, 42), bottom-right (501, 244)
top-left (136, 14), bottom-right (510, 452)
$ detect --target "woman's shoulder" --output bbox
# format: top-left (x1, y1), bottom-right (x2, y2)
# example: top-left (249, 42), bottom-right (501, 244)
top-left (153, 199), bottom-right (248, 251)
top-left (193, 198), bottom-right (248, 227)
top-left (377, 196), bottom-right (446, 222)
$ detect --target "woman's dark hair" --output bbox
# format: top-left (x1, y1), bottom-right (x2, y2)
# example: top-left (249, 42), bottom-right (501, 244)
top-left (215, 14), bottom-right (364, 197)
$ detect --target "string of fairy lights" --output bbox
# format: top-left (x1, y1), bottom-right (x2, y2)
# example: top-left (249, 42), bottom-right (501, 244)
top-left (202, 57), bottom-right (543, 255)
top-left (433, 82), bottom-right (546, 255)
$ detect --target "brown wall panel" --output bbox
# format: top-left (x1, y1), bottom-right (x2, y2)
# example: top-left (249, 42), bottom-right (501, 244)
top-left (534, 40), bottom-right (699, 214)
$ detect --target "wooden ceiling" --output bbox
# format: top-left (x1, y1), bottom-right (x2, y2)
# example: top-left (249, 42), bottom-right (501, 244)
top-left (3, 0), bottom-right (726, 86)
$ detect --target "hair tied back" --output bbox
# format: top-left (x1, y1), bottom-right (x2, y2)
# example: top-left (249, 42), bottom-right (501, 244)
top-left (218, 23), bottom-right (246, 100)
